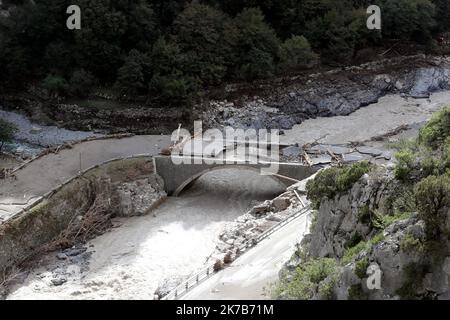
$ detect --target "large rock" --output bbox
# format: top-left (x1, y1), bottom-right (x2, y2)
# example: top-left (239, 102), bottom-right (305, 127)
top-left (308, 169), bottom-right (397, 259)
top-left (272, 197), bottom-right (291, 212)
top-left (115, 174), bottom-right (167, 217)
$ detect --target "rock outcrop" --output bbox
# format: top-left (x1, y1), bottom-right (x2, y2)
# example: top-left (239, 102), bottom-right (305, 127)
top-left (202, 56), bottom-right (450, 130)
top-left (114, 175), bottom-right (166, 217)
top-left (279, 165), bottom-right (450, 300)
top-left (3, 55), bottom-right (450, 135)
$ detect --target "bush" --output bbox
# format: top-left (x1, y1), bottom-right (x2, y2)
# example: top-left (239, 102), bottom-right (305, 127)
top-left (223, 252), bottom-right (233, 264)
top-left (306, 161), bottom-right (373, 209)
top-left (42, 75), bottom-right (68, 97)
top-left (173, 2), bottom-right (237, 85)
top-left (419, 107), bottom-right (450, 149)
top-left (275, 258), bottom-right (337, 300)
top-left (414, 174), bottom-right (450, 240)
top-left (354, 257), bottom-right (370, 279)
top-left (150, 73), bottom-right (198, 105)
top-left (318, 275), bottom-right (337, 300)
top-left (396, 263), bottom-right (429, 300)
top-left (394, 149), bottom-right (415, 180)
top-left (0, 118), bottom-right (18, 152)
top-left (279, 35), bottom-right (317, 71)
top-left (348, 284), bottom-right (368, 300)
top-left (342, 232), bottom-right (385, 265)
top-left (400, 233), bottom-right (425, 254)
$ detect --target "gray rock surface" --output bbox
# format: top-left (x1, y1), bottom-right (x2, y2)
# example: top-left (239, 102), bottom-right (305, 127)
top-left (284, 165), bottom-right (450, 300)
top-left (202, 56), bottom-right (450, 131)
top-left (115, 174), bottom-right (167, 217)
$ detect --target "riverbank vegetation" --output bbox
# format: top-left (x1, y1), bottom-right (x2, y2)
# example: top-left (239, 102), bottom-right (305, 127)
top-left (1, 0), bottom-right (450, 107)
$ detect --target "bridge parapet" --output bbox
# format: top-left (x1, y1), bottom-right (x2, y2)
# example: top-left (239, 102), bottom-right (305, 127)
top-left (153, 156), bottom-right (318, 196)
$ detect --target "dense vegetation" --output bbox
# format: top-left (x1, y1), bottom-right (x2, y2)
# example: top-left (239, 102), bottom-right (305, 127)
top-left (1, 0), bottom-right (449, 106)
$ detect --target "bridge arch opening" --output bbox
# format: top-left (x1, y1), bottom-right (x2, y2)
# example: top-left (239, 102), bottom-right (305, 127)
top-left (172, 166), bottom-right (288, 197)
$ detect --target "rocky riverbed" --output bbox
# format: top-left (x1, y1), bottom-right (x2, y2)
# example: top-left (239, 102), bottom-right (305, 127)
top-left (201, 55), bottom-right (450, 131)
top-left (0, 109), bottom-right (101, 158)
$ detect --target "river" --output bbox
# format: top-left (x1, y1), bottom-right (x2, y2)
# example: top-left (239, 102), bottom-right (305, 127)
top-left (6, 169), bottom-right (285, 300)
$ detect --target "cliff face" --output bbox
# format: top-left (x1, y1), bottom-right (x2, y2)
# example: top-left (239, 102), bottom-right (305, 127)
top-left (277, 164), bottom-right (450, 300)
top-left (305, 167), bottom-right (449, 299)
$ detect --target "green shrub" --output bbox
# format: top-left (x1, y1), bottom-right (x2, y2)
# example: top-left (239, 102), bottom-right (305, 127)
top-left (279, 35), bottom-right (317, 71)
top-left (400, 233), bottom-right (425, 254)
top-left (345, 232), bottom-right (363, 249)
top-left (394, 149), bottom-right (415, 180)
top-left (342, 232), bottom-right (385, 265)
top-left (357, 205), bottom-right (385, 230)
top-left (348, 284), bottom-right (368, 300)
top-left (354, 257), bottom-right (370, 279)
top-left (419, 107), bottom-right (450, 149)
top-left (414, 174), bottom-right (450, 240)
top-left (336, 161), bottom-right (373, 191)
top-left (275, 258), bottom-right (337, 300)
top-left (441, 137), bottom-right (450, 170)
top-left (173, 2), bottom-right (238, 85)
top-left (234, 8), bottom-right (280, 80)
top-left (318, 275), bottom-right (337, 300)
top-left (115, 50), bottom-right (148, 96)
top-left (306, 161), bottom-right (373, 209)
top-left (380, 211), bottom-right (412, 229)
top-left (420, 156), bottom-right (441, 177)
top-left (396, 263), bottom-right (429, 300)
top-left (392, 190), bottom-right (417, 215)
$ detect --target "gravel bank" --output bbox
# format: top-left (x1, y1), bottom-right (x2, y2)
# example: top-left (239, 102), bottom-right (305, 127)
top-left (0, 109), bottom-right (101, 156)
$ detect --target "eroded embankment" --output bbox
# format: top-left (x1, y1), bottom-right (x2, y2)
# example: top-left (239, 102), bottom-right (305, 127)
top-left (0, 157), bottom-right (166, 296)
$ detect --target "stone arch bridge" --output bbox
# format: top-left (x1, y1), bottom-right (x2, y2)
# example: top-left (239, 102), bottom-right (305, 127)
top-left (153, 156), bottom-right (319, 196)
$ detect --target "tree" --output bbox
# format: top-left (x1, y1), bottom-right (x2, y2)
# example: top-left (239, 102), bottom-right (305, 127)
top-left (279, 35), bottom-right (317, 71)
top-left (115, 50), bottom-right (148, 96)
top-left (305, 8), bottom-right (368, 64)
top-left (149, 38), bottom-right (199, 105)
top-left (173, 3), bottom-right (238, 85)
top-left (377, 0), bottom-right (436, 42)
top-left (74, 0), bottom-right (128, 81)
top-left (0, 119), bottom-right (18, 152)
top-left (234, 7), bottom-right (281, 79)
top-left (432, 0), bottom-right (450, 32)
top-left (42, 75), bottom-right (68, 97)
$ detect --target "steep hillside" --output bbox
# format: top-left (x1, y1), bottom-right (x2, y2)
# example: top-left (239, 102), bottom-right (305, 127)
top-left (275, 108), bottom-right (450, 300)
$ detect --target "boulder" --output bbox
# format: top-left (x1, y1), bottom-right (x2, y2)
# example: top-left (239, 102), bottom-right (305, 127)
top-left (272, 197), bottom-right (291, 212)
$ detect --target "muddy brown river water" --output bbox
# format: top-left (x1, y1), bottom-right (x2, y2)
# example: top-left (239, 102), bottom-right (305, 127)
top-left (7, 169), bottom-right (285, 300)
